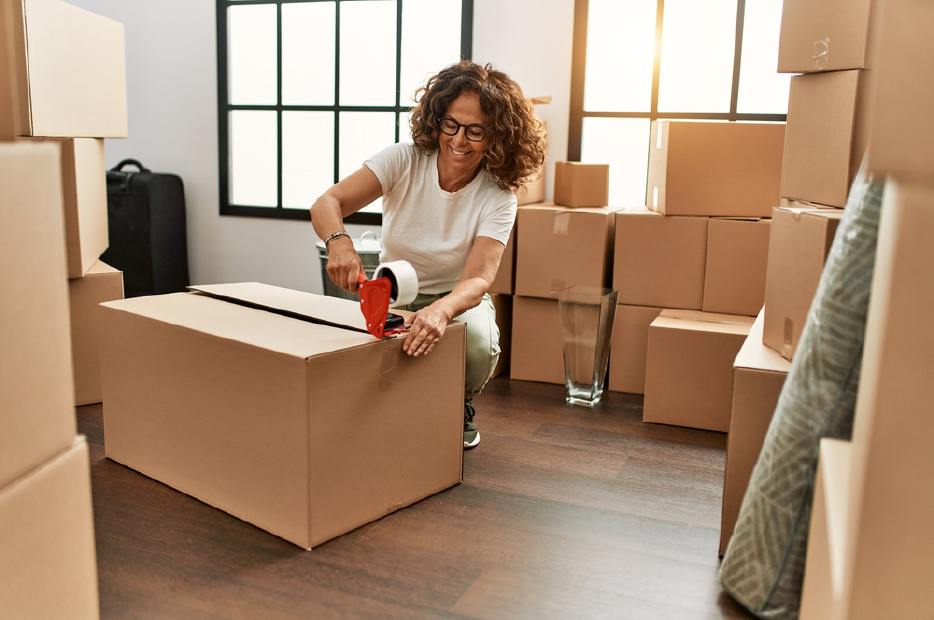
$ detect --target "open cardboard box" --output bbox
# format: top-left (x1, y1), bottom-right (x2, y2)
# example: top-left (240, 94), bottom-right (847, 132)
top-left (100, 283), bottom-right (466, 550)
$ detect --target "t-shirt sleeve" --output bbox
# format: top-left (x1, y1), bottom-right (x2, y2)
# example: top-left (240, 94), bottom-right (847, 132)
top-left (476, 192), bottom-right (518, 247)
top-left (364, 142), bottom-right (412, 195)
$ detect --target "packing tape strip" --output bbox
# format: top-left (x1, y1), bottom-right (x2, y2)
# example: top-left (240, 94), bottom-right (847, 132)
top-left (374, 260), bottom-right (419, 306)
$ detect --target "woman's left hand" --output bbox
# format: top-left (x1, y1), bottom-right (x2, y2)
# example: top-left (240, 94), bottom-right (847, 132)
top-left (402, 302), bottom-right (451, 357)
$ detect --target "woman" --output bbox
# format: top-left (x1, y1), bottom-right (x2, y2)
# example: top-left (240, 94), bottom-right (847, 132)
top-left (311, 61), bottom-right (547, 450)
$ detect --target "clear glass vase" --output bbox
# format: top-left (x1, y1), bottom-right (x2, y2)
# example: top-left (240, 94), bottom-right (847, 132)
top-left (558, 285), bottom-right (619, 407)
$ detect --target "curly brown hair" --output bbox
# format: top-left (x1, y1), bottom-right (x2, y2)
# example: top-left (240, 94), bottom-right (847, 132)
top-left (409, 61), bottom-right (547, 193)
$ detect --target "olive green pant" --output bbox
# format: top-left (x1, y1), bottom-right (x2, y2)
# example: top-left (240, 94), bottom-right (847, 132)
top-left (396, 293), bottom-right (500, 400)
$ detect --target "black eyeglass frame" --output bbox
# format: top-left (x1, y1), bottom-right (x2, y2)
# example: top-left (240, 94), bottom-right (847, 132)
top-left (437, 116), bottom-right (487, 142)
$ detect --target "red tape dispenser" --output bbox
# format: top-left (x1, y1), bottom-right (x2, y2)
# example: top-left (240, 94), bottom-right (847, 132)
top-left (357, 260), bottom-right (417, 339)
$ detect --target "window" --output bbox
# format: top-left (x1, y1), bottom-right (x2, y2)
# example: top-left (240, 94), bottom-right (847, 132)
top-left (569, 0), bottom-right (789, 208)
top-left (217, 0), bottom-right (474, 225)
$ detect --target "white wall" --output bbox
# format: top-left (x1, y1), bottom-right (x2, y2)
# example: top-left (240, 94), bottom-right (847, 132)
top-left (67, 0), bottom-right (574, 293)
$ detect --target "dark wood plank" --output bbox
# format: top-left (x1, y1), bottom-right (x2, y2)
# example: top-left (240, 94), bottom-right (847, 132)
top-left (79, 376), bottom-right (754, 619)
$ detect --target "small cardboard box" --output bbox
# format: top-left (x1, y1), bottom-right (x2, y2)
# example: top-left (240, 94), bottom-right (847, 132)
top-left (99, 283), bottom-right (466, 550)
top-left (514, 203), bottom-right (617, 300)
top-left (488, 225), bottom-right (516, 295)
top-left (25, 137), bottom-right (109, 278)
top-left (489, 293), bottom-right (512, 379)
top-left (719, 308), bottom-right (791, 556)
top-left (69, 260), bottom-right (124, 406)
top-left (553, 162), bottom-right (609, 208)
top-left (5, 0), bottom-right (127, 137)
top-left (866, 0), bottom-right (934, 186)
top-left (777, 0), bottom-right (875, 73)
top-left (781, 70), bottom-right (869, 208)
top-left (643, 310), bottom-right (754, 432)
top-left (703, 218), bottom-right (771, 317)
top-left (607, 304), bottom-right (663, 395)
top-left (647, 120), bottom-right (785, 218)
top-left (0, 142), bottom-right (76, 490)
top-left (762, 205), bottom-right (843, 360)
top-left (510, 296), bottom-right (564, 385)
top-left (613, 207), bottom-right (708, 310)
top-left (0, 437), bottom-right (99, 620)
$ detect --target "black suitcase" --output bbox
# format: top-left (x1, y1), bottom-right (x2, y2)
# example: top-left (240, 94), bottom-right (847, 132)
top-left (101, 159), bottom-right (190, 298)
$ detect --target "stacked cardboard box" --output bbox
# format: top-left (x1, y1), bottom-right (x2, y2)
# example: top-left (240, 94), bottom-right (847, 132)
top-left (0, 1), bottom-right (130, 616)
top-left (797, 1), bottom-right (934, 616)
top-left (609, 121), bottom-right (780, 434)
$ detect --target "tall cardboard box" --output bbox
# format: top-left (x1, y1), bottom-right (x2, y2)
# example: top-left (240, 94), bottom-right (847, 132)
top-left (553, 162), bottom-right (609, 208)
top-left (0, 438), bottom-right (100, 620)
top-left (100, 283), bottom-right (466, 550)
top-left (762, 205), bottom-right (843, 360)
top-left (866, 0), bottom-right (934, 186)
top-left (510, 296), bottom-right (564, 385)
top-left (69, 260), bottom-right (124, 406)
top-left (720, 309), bottom-right (791, 556)
top-left (0, 142), bottom-right (76, 490)
top-left (25, 137), bottom-right (109, 278)
top-left (777, 0), bottom-right (875, 73)
top-left (647, 121), bottom-right (785, 218)
top-left (5, 0), bottom-right (127, 137)
top-left (702, 218), bottom-right (771, 316)
top-left (643, 310), bottom-right (754, 432)
top-left (514, 203), bottom-right (616, 300)
top-left (780, 70), bottom-right (869, 208)
top-left (607, 304), bottom-right (662, 395)
top-left (613, 207), bottom-right (708, 310)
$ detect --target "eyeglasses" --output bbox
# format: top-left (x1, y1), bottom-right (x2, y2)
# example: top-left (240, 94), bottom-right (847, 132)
top-left (437, 116), bottom-right (486, 142)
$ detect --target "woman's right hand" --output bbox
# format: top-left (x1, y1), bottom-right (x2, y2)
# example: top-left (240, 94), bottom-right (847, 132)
top-left (324, 236), bottom-right (364, 293)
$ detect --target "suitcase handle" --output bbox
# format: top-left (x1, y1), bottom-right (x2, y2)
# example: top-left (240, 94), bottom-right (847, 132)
top-left (111, 159), bottom-right (151, 174)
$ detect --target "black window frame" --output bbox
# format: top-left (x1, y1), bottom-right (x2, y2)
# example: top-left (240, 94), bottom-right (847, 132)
top-left (216, 0), bottom-right (474, 225)
top-left (568, 0), bottom-right (787, 165)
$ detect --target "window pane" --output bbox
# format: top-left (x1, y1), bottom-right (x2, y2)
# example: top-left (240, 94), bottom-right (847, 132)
top-left (339, 112), bottom-right (396, 213)
top-left (583, 0), bottom-right (657, 112)
top-left (230, 110), bottom-right (278, 207)
top-left (282, 112), bottom-right (335, 209)
top-left (282, 2), bottom-right (336, 106)
top-left (339, 1), bottom-right (397, 106)
top-left (400, 0), bottom-right (461, 106)
top-left (228, 4), bottom-right (277, 106)
top-left (657, 0), bottom-right (737, 113)
top-left (581, 117), bottom-right (651, 208)
top-left (737, 0), bottom-right (790, 114)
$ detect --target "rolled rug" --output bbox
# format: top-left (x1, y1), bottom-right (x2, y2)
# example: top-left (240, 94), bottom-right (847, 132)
top-left (719, 156), bottom-right (884, 619)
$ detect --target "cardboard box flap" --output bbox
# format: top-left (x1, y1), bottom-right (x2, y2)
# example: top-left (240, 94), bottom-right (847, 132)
top-left (735, 309), bottom-right (792, 373)
top-left (102, 290), bottom-right (374, 358)
top-left (653, 309), bottom-right (755, 335)
top-left (189, 282), bottom-right (378, 335)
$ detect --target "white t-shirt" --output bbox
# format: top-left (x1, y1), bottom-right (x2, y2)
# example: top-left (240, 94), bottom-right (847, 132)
top-left (365, 142), bottom-right (517, 294)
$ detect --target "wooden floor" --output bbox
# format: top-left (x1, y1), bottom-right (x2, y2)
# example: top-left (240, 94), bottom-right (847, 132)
top-left (78, 376), bottom-right (755, 619)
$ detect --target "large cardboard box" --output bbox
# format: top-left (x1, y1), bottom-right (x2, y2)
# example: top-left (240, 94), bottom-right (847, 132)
top-left (510, 296), bottom-right (564, 385)
top-left (99, 283), bottom-right (466, 550)
top-left (781, 70), bottom-right (869, 208)
top-left (25, 137), bottom-right (108, 278)
top-left (647, 121), bottom-right (785, 218)
top-left (762, 205), bottom-right (843, 360)
top-left (0, 142), bottom-right (76, 490)
top-left (866, 0), bottom-right (934, 186)
top-left (613, 207), bottom-right (708, 310)
top-left (5, 0), bottom-right (127, 137)
top-left (643, 310), bottom-right (754, 432)
top-left (514, 203), bottom-right (616, 300)
top-left (488, 225), bottom-right (516, 295)
top-left (777, 0), bottom-right (874, 73)
top-left (490, 293), bottom-right (512, 379)
top-left (607, 304), bottom-right (663, 395)
top-left (844, 180), bottom-right (934, 619)
top-left (719, 309), bottom-right (791, 556)
top-left (553, 162), bottom-right (609, 208)
top-left (0, 437), bottom-right (99, 620)
top-left (69, 260), bottom-right (124, 406)
top-left (703, 217), bottom-right (771, 317)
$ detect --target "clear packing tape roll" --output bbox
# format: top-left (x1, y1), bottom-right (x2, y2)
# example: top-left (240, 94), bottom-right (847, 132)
top-left (374, 260), bottom-right (418, 306)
